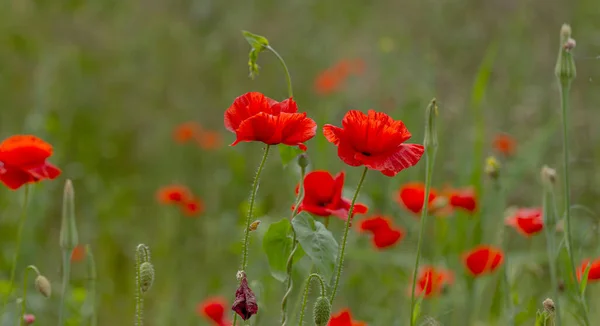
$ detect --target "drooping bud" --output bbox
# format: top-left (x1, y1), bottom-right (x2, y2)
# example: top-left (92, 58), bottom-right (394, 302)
top-left (423, 98), bottom-right (438, 152)
top-left (59, 180), bottom-right (79, 251)
top-left (313, 296), bottom-right (331, 326)
top-left (297, 153), bottom-right (310, 170)
top-left (231, 272), bottom-right (258, 320)
top-left (34, 275), bottom-right (52, 298)
top-left (23, 314), bottom-right (35, 325)
top-left (248, 220), bottom-right (261, 231)
top-left (555, 24), bottom-right (576, 84)
top-left (484, 156), bottom-right (501, 180)
top-left (540, 165), bottom-right (557, 188)
top-left (139, 262), bottom-right (155, 293)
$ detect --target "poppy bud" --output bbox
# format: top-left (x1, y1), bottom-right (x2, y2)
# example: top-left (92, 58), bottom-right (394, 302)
top-left (248, 220), bottom-right (261, 231)
top-left (231, 272), bottom-right (258, 320)
top-left (423, 98), bottom-right (438, 152)
top-left (484, 156), bottom-right (501, 180)
top-left (35, 275), bottom-right (51, 298)
top-left (313, 296), bottom-right (331, 326)
top-left (23, 314), bottom-right (35, 325)
top-left (543, 298), bottom-right (555, 313)
top-left (59, 180), bottom-right (79, 251)
top-left (555, 24), bottom-right (576, 83)
top-left (139, 262), bottom-right (155, 293)
top-left (297, 153), bottom-right (310, 170)
top-left (540, 165), bottom-right (556, 188)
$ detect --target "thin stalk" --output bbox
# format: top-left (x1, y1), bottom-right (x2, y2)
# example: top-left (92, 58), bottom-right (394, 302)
top-left (20, 265), bottom-right (40, 326)
top-left (135, 246), bottom-right (144, 326)
top-left (409, 149), bottom-right (436, 326)
top-left (496, 181), bottom-right (514, 326)
top-left (298, 273), bottom-right (326, 325)
top-left (543, 190), bottom-right (561, 326)
top-left (58, 250), bottom-right (71, 326)
top-left (86, 245), bottom-right (98, 326)
top-left (2, 186), bottom-right (30, 314)
top-left (281, 166), bottom-right (306, 326)
top-left (329, 166), bottom-right (369, 303)
top-left (266, 46), bottom-right (293, 98)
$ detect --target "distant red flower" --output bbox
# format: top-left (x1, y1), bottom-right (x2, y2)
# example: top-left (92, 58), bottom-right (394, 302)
top-left (174, 122), bottom-right (202, 144)
top-left (493, 133), bottom-right (516, 157)
top-left (156, 185), bottom-right (192, 205)
top-left (314, 59), bottom-right (365, 95)
top-left (181, 197), bottom-right (204, 217)
top-left (447, 187), bottom-right (477, 213)
top-left (411, 266), bottom-right (454, 298)
top-left (323, 110), bottom-right (424, 176)
top-left (0, 135), bottom-right (61, 190)
top-left (505, 208), bottom-right (543, 237)
top-left (224, 92), bottom-right (317, 150)
top-left (295, 171), bottom-right (368, 220)
top-left (396, 183), bottom-right (437, 215)
top-left (359, 216), bottom-right (404, 249)
top-left (328, 309), bottom-right (366, 326)
top-left (463, 245), bottom-right (504, 277)
top-left (231, 273), bottom-right (258, 321)
top-left (71, 245), bottom-right (86, 263)
top-left (577, 259), bottom-right (600, 282)
top-left (23, 314), bottom-right (35, 325)
top-left (197, 297), bottom-right (231, 326)
top-left (196, 130), bottom-right (222, 150)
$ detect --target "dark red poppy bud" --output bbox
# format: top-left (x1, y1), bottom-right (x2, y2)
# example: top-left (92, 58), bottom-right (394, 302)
top-left (231, 273), bottom-right (258, 320)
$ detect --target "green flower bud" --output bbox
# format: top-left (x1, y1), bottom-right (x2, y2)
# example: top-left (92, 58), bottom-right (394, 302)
top-left (554, 24), bottom-right (576, 84)
top-left (313, 296), bottom-right (331, 326)
top-left (297, 153), bottom-right (310, 170)
top-left (139, 262), bottom-right (154, 293)
top-left (59, 180), bottom-right (79, 251)
top-left (35, 275), bottom-right (52, 298)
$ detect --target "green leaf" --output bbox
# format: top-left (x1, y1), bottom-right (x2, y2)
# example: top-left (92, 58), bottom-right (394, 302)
top-left (579, 262), bottom-right (591, 296)
top-left (278, 145), bottom-right (303, 167)
top-left (248, 48), bottom-right (260, 79)
top-left (242, 30), bottom-right (269, 51)
top-left (262, 218), bottom-right (304, 282)
top-left (292, 212), bottom-right (338, 283)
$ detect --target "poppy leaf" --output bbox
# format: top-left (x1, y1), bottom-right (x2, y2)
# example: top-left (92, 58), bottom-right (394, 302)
top-left (241, 30), bottom-right (269, 51)
top-left (579, 262), bottom-right (592, 296)
top-left (291, 212), bottom-right (338, 283)
top-left (262, 218), bottom-right (304, 282)
top-left (278, 144), bottom-right (303, 167)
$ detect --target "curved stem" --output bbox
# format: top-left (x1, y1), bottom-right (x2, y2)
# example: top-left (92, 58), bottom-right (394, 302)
top-left (2, 186), bottom-right (30, 314)
top-left (266, 46), bottom-right (293, 98)
top-left (409, 149), bottom-right (436, 326)
top-left (329, 166), bottom-right (369, 303)
top-left (543, 189), bottom-right (562, 326)
top-left (20, 265), bottom-right (40, 326)
top-left (298, 273), bottom-right (326, 325)
top-left (58, 249), bottom-right (71, 326)
top-left (135, 247), bottom-right (143, 326)
top-left (495, 181), bottom-right (514, 326)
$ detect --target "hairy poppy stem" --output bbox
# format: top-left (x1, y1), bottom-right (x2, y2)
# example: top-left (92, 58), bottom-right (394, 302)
top-left (280, 165), bottom-right (306, 326)
top-left (494, 181), bottom-right (515, 326)
top-left (86, 245), bottom-right (98, 326)
top-left (329, 166), bottom-right (368, 303)
top-left (58, 250), bottom-right (71, 326)
top-left (1, 185), bottom-right (30, 315)
top-left (265, 46), bottom-right (293, 98)
top-left (298, 273), bottom-right (326, 325)
top-left (542, 185), bottom-right (562, 326)
top-left (20, 265), bottom-right (40, 326)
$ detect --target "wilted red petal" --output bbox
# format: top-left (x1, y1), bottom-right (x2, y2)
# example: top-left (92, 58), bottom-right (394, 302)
top-left (231, 275), bottom-right (258, 320)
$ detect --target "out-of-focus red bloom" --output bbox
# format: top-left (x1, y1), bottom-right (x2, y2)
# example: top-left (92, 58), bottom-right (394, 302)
top-left (0, 135), bottom-right (61, 190)
top-left (71, 245), bottom-right (86, 263)
top-left (396, 182), bottom-right (437, 215)
top-left (196, 130), bottom-right (223, 150)
top-left (505, 207), bottom-right (543, 237)
top-left (174, 122), bottom-right (202, 144)
top-left (323, 110), bottom-right (424, 176)
top-left (181, 197), bottom-right (204, 217)
top-left (314, 59), bottom-right (365, 95)
top-left (156, 185), bottom-right (192, 205)
top-left (197, 297), bottom-right (231, 326)
top-left (577, 258), bottom-right (600, 282)
top-left (231, 273), bottom-right (258, 321)
top-left (463, 245), bottom-right (504, 277)
top-left (224, 92), bottom-right (317, 150)
top-left (23, 314), bottom-right (35, 325)
top-left (295, 171), bottom-right (368, 220)
top-left (359, 216), bottom-right (404, 249)
top-left (328, 309), bottom-right (366, 326)
top-left (493, 133), bottom-right (516, 157)
top-left (447, 187), bottom-right (477, 213)
top-left (411, 266), bottom-right (454, 298)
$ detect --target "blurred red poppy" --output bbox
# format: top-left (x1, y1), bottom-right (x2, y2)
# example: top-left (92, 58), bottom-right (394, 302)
top-left (173, 122), bottom-right (202, 144)
top-left (181, 197), bottom-right (204, 217)
top-left (493, 133), bottom-right (516, 157)
top-left (314, 58), bottom-right (365, 95)
top-left (463, 245), bottom-right (504, 277)
top-left (71, 245), bottom-right (86, 263)
top-left (577, 259), bottom-right (600, 282)
top-left (197, 297), bottom-right (231, 326)
top-left (396, 182), bottom-right (437, 215)
top-left (196, 130), bottom-right (223, 150)
top-left (328, 308), bottom-right (366, 326)
top-left (411, 266), bottom-right (454, 298)
top-left (447, 187), bottom-right (477, 213)
top-left (359, 215), bottom-right (404, 249)
top-left (323, 110), bottom-right (424, 176)
top-left (224, 92), bottom-right (317, 150)
top-left (156, 185), bottom-right (192, 205)
top-left (505, 207), bottom-right (543, 237)
top-left (0, 135), bottom-right (61, 190)
top-left (295, 171), bottom-right (368, 220)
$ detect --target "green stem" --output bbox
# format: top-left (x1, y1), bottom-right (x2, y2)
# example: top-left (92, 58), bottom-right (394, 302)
top-left (329, 166), bottom-right (369, 303)
top-left (298, 273), bottom-right (326, 326)
top-left (135, 248), bottom-right (143, 326)
top-left (280, 166), bottom-right (306, 326)
top-left (409, 149), bottom-right (436, 326)
top-left (543, 189), bottom-right (562, 326)
top-left (20, 265), bottom-right (40, 326)
top-left (86, 245), bottom-right (98, 326)
top-left (2, 186), bottom-right (30, 314)
top-left (559, 80), bottom-right (590, 326)
top-left (58, 249), bottom-right (71, 326)
top-left (496, 181), bottom-right (514, 326)
top-left (266, 46), bottom-right (293, 98)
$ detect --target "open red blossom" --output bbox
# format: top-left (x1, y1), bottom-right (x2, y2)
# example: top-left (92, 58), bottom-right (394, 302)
top-left (448, 187), bottom-right (477, 213)
top-left (0, 135), bottom-right (61, 190)
top-left (493, 133), bottom-right (516, 157)
top-left (181, 197), bottom-right (204, 217)
top-left (410, 266), bottom-right (454, 298)
top-left (323, 110), bottom-right (424, 176)
top-left (328, 309), bottom-right (366, 326)
top-left (224, 92), bottom-right (317, 150)
top-left (231, 273), bottom-right (258, 320)
top-left (156, 185), bottom-right (192, 205)
top-left (359, 216), bottom-right (404, 249)
top-left (197, 297), bottom-right (231, 326)
top-left (463, 245), bottom-right (504, 277)
top-left (296, 171), bottom-right (368, 220)
top-left (505, 208), bottom-right (543, 237)
top-left (577, 259), bottom-right (600, 282)
top-left (396, 182), bottom-right (437, 215)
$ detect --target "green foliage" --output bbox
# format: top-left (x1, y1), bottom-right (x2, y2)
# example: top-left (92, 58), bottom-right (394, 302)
top-left (292, 212), bottom-right (338, 283)
top-left (278, 145), bottom-right (304, 167)
top-left (262, 218), bottom-right (305, 282)
top-left (242, 30), bottom-right (270, 79)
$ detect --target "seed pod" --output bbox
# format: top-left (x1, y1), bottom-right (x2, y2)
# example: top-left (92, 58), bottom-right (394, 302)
top-left (313, 296), bottom-right (331, 326)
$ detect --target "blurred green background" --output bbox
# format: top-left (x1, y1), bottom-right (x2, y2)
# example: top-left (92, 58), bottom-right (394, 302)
top-left (1, 0), bottom-right (600, 325)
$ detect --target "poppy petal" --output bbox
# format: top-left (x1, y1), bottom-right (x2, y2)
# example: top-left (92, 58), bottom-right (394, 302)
top-left (278, 112), bottom-right (317, 147)
top-left (0, 135), bottom-right (53, 168)
top-left (323, 125), bottom-right (344, 146)
top-left (355, 143), bottom-right (424, 177)
top-left (26, 162), bottom-right (61, 180)
top-left (231, 112), bottom-right (279, 146)
top-left (270, 98), bottom-right (299, 114)
top-left (0, 166), bottom-right (35, 190)
top-left (224, 92), bottom-right (272, 132)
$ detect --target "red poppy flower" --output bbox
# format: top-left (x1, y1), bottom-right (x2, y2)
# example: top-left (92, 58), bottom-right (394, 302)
top-left (181, 197), bottom-right (204, 217)
top-left (463, 245), bottom-right (504, 277)
top-left (224, 92), bottom-right (317, 150)
top-left (314, 59), bottom-right (364, 95)
top-left (196, 130), bottom-right (222, 150)
top-left (359, 216), bottom-right (404, 249)
top-left (174, 122), bottom-right (202, 144)
top-left (447, 187), bottom-right (477, 213)
top-left (197, 297), bottom-right (231, 326)
top-left (156, 185), bottom-right (192, 205)
top-left (231, 273), bottom-right (258, 320)
top-left (328, 309), bottom-right (366, 326)
top-left (0, 135), bottom-right (61, 190)
top-left (577, 259), bottom-right (600, 282)
top-left (493, 133), bottom-right (516, 157)
top-left (71, 245), bottom-right (86, 263)
top-left (323, 110), bottom-right (424, 177)
top-left (296, 171), bottom-right (368, 220)
top-left (505, 208), bottom-right (543, 237)
top-left (410, 266), bottom-right (454, 298)
top-left (396, 182), bottom-right (437, 215)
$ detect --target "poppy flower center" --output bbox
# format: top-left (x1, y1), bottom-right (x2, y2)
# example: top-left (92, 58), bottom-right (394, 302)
top-left (361, 151), bottom-right (372, 156)
top-left (317, 201), bottom-right (329, 207)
